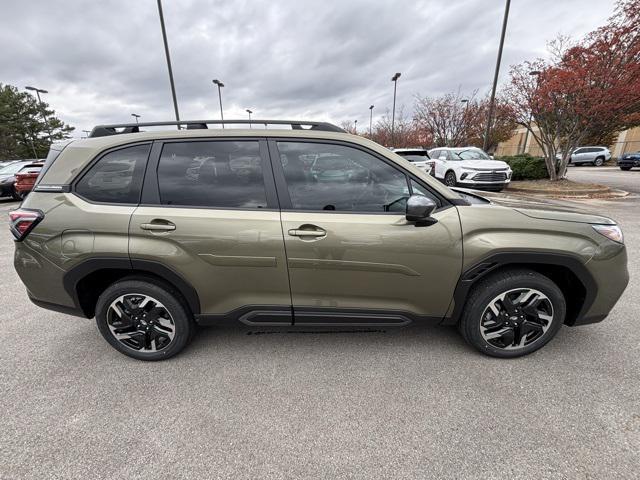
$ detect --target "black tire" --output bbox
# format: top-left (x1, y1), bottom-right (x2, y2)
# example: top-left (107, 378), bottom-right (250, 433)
top-left (444, 171), bottom-right (457, 187)
top-left (593, 156), bottom-right (604, 167)
top-left (620, 166), bottom-right (632, 171)
top-left (12, 188), bottom-right (24, 201)
top-left (95, 277), bottom-right (194, 361)
top-left (458, 269), bottom-right (566, 358)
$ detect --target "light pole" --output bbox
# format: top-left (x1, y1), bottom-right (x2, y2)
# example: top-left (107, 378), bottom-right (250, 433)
top-left (25, 86), bottom-right (52, 143)
top-left (521, 70), bottom-right (540, 154)
top-left (131, 113), bottom-right (141, 124)
top-left (483, 0), bottom-right (511, 152)
top-left (369, 105), bottom-right (374, 137)
top-left (354, 119), bottom-right (357, 134)
top-left (246, 109), bottom-right (253, 128)
top-left (212, 79), bottom-right (225, 128)
top-left (461, 99), bottom-right (469, 138)
top-left (391, 72), bottom-right (401, 147)
top-left (156, 0), bottom-right (180, 128)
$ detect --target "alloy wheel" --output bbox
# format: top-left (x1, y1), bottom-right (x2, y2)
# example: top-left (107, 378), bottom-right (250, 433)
top-left (480, 288), bottom-right (553, 350)
top-left (106, 294), bottom-right (176, 352)
top-left (445, 172), bottom-right (456, 186)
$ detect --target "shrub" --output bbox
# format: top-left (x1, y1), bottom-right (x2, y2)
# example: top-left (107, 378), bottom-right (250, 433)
top-left (499, 154), bottom-right (549, 180)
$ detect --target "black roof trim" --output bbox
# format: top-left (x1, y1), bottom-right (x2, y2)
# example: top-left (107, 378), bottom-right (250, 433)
top-left (89, 120), bottom-right (346, 137)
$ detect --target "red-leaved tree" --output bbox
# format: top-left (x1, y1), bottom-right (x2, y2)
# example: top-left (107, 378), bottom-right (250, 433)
top-left (505, 0), bottom-right (640, 180)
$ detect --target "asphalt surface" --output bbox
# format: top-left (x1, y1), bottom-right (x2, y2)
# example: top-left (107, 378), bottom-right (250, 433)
top-left (567, 164), bottom-right (640, 194)
top-left (1, 168), bottom-right (639, 479)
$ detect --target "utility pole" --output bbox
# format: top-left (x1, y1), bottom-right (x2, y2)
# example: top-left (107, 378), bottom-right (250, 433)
top-left (213, 79), bottom-right (225, 128)
top-left (246, 109), bottom-right (253, 128)
top-left (156, 0), bottom-right (180, 128)
top-left (25, 86), bottom-right (52, 144)
top-left (483, 0), bottom-right (511, 152)
top-left (391, 72), bottom-right (401, 147)
top-left (369, 105), bottom-right (374, 137)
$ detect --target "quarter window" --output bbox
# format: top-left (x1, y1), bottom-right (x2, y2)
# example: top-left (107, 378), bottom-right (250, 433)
top-left (277, 142), bottom-right (410, 212)
top-left (75, 144), bottom-right (149, 204)
top-left (157, 141), bottom-right (267, 208)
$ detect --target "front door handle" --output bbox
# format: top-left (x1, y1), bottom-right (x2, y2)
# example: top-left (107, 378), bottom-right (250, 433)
top-left (140, 220), bottom-right (176, 232)
top-left (288, 225), bottom-right (326, 238)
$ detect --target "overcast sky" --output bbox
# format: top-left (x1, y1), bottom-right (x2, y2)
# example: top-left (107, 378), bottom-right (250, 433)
top-left (1, 0), bottom-right (615, 136)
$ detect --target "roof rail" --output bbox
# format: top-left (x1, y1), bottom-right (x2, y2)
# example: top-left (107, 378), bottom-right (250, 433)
top-left (89, 119), bottom-right (346, 137)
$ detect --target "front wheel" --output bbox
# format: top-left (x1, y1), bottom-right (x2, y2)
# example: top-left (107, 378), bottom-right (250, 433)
top-left (458, 269), bottom-right (565, 358)
top-left (95, 278), bottom-right (194, 361)
top-left (444, 171), bottom-right (457, 187)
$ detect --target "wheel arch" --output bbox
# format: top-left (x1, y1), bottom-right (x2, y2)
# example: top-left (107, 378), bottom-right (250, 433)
top-left (444, 252), bottom-right (596, 327)
top-left (63, 258), bottom-right (201, 318)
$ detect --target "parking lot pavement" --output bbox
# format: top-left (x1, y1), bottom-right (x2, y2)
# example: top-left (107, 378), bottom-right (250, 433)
top-left (567, 165), bottom-right (640, 194)
top-left (0, 195), bottom-right (638, 480)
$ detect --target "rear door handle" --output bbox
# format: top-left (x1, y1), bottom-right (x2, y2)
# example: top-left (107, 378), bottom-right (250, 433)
top-left (140, 220), bottom-right (176, 232)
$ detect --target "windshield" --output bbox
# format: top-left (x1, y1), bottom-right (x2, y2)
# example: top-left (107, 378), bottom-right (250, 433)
top-left (451, 149), bottom-right (490, 161)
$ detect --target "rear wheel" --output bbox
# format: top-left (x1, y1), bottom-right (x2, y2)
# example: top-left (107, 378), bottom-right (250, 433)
top-left (620, 166), bottom-right (632, 171)
top-left (12, 188), bottom-right (24, 201)
top-left (444, 171), bottom-right (457, 187)
top-left (593, 156), bottom-right (604, 167)
top-left (95, 278), bottom-right (194, 361)
top-left (458, 269), bottom-right (565, 358)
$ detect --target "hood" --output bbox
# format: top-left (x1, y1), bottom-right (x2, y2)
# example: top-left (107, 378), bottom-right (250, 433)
top-left (453, 187), bottom-right (615, 225)
top-left (458, 159), bottom-right (510, 170)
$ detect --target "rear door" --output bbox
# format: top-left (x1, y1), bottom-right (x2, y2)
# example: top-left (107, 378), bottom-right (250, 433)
top-left (270, 139), bottom-right (462, 325)
top-left (129, 138), bottom-right (292, 325)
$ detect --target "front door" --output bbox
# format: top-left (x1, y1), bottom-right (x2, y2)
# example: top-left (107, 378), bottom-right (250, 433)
top-left (270, 140), bottom-right (462, 326)
top-left (129, 138), bottom-right (292, 325)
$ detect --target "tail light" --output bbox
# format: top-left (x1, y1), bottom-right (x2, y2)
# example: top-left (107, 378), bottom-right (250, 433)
top-left (8, 208), bottom-right (43, 241)
top-left (426, 161), bottom-right (436, 176)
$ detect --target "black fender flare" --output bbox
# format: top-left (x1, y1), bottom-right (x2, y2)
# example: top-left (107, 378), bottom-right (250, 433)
top-left (443, 251), bottom-right (596, 325)
top-left (63, 257), bottom-right (201, 316)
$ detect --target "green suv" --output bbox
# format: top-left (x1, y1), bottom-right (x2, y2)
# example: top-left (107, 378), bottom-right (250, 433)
top-left (11, 120), bottom-right (629, 360)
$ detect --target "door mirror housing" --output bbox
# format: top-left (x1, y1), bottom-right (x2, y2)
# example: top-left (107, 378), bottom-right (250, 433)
top-left (406, 195), bottom-right (437, 225)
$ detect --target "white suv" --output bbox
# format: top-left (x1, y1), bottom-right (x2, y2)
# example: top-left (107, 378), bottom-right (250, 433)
top-left (392, 148), bottom-right (434, 175)
top-left (428, 147), bottom-right (512, 191)
top-left (568, 147), bottom-right (611, 166)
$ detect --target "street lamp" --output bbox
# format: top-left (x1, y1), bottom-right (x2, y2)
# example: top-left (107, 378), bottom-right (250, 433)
top-left (212, 79), bottom-right (225, 128)
top-left (156, 0), bottom-right (180, 128)
top-left (369, 105), bottom-right (374, 137)
top-left (391, 72), bottom-right (401, 147)
top-left (25, 86), bottom-right (52, 143)
top-left (354, 119), bottom-right (358, 134)
top-left (483, 0), bottom-right (511, 152)
top-left (521, 70), bottom-right (541, 154)
top-left (246, 109), bottom-right (253, 128)
top-left (82, 130), bottom-right (91, 138)
top-left (131, 113), bottom-right (141, 124)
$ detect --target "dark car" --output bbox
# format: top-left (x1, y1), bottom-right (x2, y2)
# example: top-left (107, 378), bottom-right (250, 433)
top-left (0, 160), bottom-right (41, 200)
top-left (618, 151), bottom-right (640, 170)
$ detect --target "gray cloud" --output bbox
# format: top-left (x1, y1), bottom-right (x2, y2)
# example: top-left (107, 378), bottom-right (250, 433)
top-left (0, 0), bottom-right (613, 136)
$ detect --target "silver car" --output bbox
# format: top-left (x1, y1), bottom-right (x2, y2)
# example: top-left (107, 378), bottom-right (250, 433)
top-left (567, 147), bottom-right (611, 166)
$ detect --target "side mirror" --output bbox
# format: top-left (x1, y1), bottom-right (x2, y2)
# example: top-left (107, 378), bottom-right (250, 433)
top-left (406, 195), bottom-right (437, 226)
top-left (439, 155), bottom-right (447, 161)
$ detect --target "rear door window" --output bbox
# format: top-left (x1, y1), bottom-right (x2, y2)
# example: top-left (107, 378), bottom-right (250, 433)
top-left (156, 141), bottom-right (268, 208)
